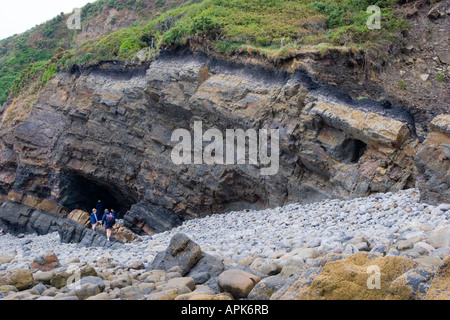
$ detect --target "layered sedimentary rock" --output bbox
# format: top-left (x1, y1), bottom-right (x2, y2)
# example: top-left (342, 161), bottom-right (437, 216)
top-left (0, 49), bottom-right (447, 239)
top-left (415, 114), bottom-right (450, 205)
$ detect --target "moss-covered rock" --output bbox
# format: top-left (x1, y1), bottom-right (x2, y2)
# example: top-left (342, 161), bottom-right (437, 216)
top-left (425, 256), bottom-right (450, 300)
top-left (274, 252), bottom-right (418, 300)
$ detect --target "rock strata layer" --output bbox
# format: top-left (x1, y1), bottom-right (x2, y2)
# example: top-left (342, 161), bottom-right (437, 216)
top-left (0, 50), bottom-right (447, 238)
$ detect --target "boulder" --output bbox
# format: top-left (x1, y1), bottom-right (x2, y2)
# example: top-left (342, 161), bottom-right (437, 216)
top-left (119, 286), bottom-right (144, 300)
top-left (386, 266), bottom-right (435, 300)
top-left (218, 269), bottom-right (261, 299)
top-left (74, 283), bottom-right (101, 300)
top-left (29, 251), bottom-right (60, 271)
top-left (86, 292), bottom-right (111, 300)
top-left (273, 252), bottom-right (418, 300)
top-left (186, 253), bottom-right (224, 284)
top-left (147, 288), bottom-right (179, 300)
top-left (428, 227), bottom-right (450, 249)
top-left (0, 269), bottom-right (34, 291)
top-left (425, 256), bottom-right (450, 300)
top-left (248, 274), bottom-right (285, 300)
top-left (0, 254), bottom-right (14, 265)
top-left (110, 275), bottom-right (132, 290)
top-left (148, 233), bottom-right (204, 276)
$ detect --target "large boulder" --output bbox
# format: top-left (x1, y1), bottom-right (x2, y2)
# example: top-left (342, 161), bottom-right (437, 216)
top-left (386, 266), bottom-right (435, 300)
top-left (148, 233), bottom-right (204, 276)
top-left (0, 269), bottom-right (34, 291)
top-left (273, 252), bottom-right (418, 300)
top-left (428, 227), bottom-right (450, 249)
top-left (218, 269), bottom-right (261, 299)
top-left (425, 256), bottom-right (450, 300)
top-left (29, 251), bottom-right (60, 271)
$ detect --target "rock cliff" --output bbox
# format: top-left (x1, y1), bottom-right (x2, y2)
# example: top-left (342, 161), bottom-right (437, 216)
top-left (0, 49), bottom-right (447, 239)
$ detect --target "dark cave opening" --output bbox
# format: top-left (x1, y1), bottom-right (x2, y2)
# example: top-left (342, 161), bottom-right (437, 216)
top-left (57, 172), bottom-right (138, 220)
top-left (335, 138), bottom-right (368, 164)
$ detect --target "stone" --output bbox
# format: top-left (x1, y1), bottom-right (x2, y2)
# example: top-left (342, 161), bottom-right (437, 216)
top-left (428, 227), bottom-right (450, 249)
top-left (119, 285), bottom-right (144, 300)
top-left (29, 251), bottom-right (60, 271)
top-left (86, 292), bottom-right (111, 300)
top-left (127, 260), bottom-right (145, 270)
top-left (110, 275), bottom-right (132, 289)
top-left (420, 74), bottom-right (430, 81)
top-left (145, 270), bottom-right (166, 283)
top-left (343, 244), bottom-right (359, 255)
top-left (0, 285), bottom-right (18, 298)
top-left (186, 293), bottom-right (233, 300)
top-left (438, 204), bottom-right (450, 212)
top-left (273, 252), bottom-right (417, 300)
top-left (370, 243), bottom-right (388, 254)
top-left (71, 276), bottom-right (105, 292)
top-left (0, 254), bottom-right (14, 265)
top-left (386, 266), bottom-right (435, 300)
top-left (248, 274), bottom-right (285, 300)
top-left (74, 283), bottom-right (101, 300)
top-left (148, 234), bottom-right (204, 276)
top-left (260, 261), bottom-right (282, 276)
top-left (0, 269), bottom-right (34, 291)
top-left (413, 242), bottom-right (435, 254)
top-left (33, 271), bottom-right (53, 285)
top-left (138, 282), bottom-right (156, 295)
top-left (147, 288), bottom-right (179, 300)
top-left (164, 277), bottom-right (196, 291)
top-left (218, 269), bottom-right (261, 299)
top-left (186, 253), bottom-right (224, 284)
top-left (425, 256), bottom-right (450, 300)
top-left (32, 283), bottom-right (47, 295)
top-left (289, 248), bottom-right (318, 261)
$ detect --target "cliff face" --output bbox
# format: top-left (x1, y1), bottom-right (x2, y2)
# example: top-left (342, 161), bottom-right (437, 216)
top-left (0, 50), bottom-right (447, 237)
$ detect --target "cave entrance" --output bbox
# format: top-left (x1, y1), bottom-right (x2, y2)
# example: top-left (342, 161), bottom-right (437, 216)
top-left (335, 138), bottom-right (367, 164)
top-left (57, 172), bottom-right (138, 220)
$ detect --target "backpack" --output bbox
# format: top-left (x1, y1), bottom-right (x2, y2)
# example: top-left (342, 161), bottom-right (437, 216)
top-left (106, 212), bottom-right (114, 223)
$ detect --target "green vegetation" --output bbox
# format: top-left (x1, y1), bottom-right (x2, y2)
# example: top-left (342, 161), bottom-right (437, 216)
top-left (435, 72), bottom-right (445, 82)
top-left (398, 79), bottom-right (407, 90)
top-left (0, 0), bottom-right (410, 105)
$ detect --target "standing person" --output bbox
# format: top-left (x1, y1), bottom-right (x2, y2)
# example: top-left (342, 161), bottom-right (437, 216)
top-left (110, 209), bottom-right (117, 220)
top-left (101, 209), bottom-right (116, 241)
top-left (90, 208), bottom-right (99, 231)
top-left (96, 200), bottom-right (104, 220)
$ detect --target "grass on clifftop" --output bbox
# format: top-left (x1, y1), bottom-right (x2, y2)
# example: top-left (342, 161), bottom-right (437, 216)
top-left (71, 0), bottom-right (408, 63)
top-left (1, 0), bottom-right (410, 106)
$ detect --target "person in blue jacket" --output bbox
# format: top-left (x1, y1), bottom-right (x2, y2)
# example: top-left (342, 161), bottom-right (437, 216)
top-left (90, 208), bottom-right (99, 230)
top-left (110, 209), bottom-right (117, 219)
top-left (101, 208), bottom-right (116, 241)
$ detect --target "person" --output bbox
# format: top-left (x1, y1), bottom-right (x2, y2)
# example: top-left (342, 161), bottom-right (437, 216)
top-left (101, 208), bottom-right (116, 241)
top-left (96, 200), bottom-right (104, 220)
top-left (90, 208), bottom-right (99, 231)
top-left (110, 208), bottom-right (117, 219)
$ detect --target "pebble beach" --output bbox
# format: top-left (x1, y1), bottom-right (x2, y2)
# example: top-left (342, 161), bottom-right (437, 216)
top-left (1, 188), bottom-right (449, 300)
